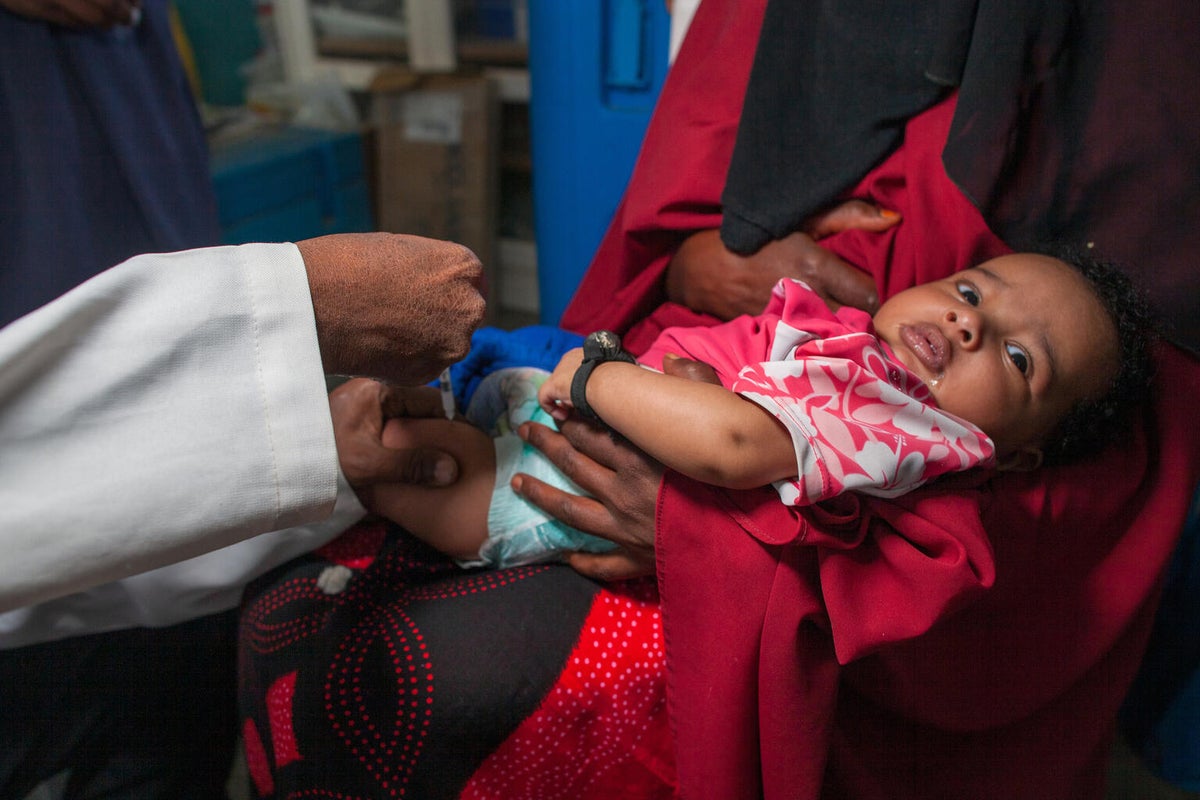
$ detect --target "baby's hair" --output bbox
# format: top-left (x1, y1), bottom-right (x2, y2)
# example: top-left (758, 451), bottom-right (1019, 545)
top-left (1034, 243), bottom-right (1158, 465)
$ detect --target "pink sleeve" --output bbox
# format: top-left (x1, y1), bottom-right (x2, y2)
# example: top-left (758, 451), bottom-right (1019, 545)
top-left (637, 279), bottom-right (844, 381)
top-left (732, 282), bottom-right (995, 503)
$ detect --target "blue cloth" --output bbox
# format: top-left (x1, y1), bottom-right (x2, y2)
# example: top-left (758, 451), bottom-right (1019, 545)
top-left (0, 1), bottom-right (220, 326)
top-left (446, 325), bottom-right (584, 410)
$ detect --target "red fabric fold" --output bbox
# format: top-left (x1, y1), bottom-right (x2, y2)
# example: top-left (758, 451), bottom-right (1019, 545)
top-left (563, 1), bottom-right (1200, 796)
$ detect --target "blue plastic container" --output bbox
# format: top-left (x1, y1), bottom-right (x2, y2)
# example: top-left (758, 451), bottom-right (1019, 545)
top-left (209, 126), bottom-right (374, 245)
top-left (528, 0), bottom-right (670, 325)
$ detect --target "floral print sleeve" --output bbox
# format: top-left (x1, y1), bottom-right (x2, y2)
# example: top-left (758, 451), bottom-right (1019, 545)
top-left (731, 282), bottom-right (995, 505)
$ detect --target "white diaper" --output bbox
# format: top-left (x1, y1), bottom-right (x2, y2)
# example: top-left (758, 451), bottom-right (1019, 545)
top-left (461, 367), bottom-right (617, 569)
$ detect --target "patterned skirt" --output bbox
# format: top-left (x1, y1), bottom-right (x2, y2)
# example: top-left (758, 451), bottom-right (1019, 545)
top-left (238, 519), bottom-right (676, 798)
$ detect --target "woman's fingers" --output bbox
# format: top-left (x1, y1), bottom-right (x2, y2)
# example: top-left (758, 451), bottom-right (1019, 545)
top-left (567, 549), bottom-right (655, 581)
top-left (510, 471), bottom-right (618, 540)
top-left (803, 198), bottom-right (900, 239)
top-left (514, 418), bottom-right (662, 576)
top-left (520, 418), bottom-right (623, 497)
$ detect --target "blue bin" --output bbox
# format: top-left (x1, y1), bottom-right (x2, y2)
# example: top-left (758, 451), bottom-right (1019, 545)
top-left (528, 0), bottom-right (670, 325)
top-left (210, 126), bottom-right (374, 245)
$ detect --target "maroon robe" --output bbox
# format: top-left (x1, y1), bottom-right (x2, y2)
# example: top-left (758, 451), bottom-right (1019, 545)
top-left (561, 1), bottom-right (1200, 797)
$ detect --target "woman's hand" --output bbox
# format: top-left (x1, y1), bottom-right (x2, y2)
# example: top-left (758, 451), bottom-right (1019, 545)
top-left (513, 353), bottom-right (718, 580)
top-left (513, 417), bottom-right (661, 580)
top-left (666, 199), bottom-right (899, 319)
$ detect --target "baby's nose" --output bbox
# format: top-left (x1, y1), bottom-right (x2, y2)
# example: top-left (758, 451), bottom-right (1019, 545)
top-left (944, 308), bottom-right (981, 347)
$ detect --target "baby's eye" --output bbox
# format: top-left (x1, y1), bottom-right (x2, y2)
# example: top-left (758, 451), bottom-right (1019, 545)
top-left (956, 282), bottom-right (980, 306)
top-left (1006, 342), bottom-right (1030, 375)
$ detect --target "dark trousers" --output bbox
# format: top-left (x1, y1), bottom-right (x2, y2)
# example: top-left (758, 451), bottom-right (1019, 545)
top-left (0, 612), bottom-right (239, 800)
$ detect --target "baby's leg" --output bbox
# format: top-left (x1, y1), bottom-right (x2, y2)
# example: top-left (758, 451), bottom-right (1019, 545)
top-left (370, 417), bottom-right (497, 562)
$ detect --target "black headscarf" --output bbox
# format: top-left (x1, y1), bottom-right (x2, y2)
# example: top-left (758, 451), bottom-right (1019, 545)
top-left (721, 0), bottom-right (1200, 354)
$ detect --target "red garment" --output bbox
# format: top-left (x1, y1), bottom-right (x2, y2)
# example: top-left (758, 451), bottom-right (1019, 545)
top-left (561, 1), bottom-right (1200, 797)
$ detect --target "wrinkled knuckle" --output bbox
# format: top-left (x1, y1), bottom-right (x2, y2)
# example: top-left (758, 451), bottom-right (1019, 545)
top-left (446, 337), bottom-right (472, 362)
top-left (456, 246), bottom-right (485, 277)
top-left (466, 295), bottom-right (487, 326)
top-left (456, 241), bottom-right (482, 263)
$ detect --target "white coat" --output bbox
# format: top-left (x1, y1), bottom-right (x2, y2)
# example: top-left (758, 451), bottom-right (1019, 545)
top-left (0, 243), bottom-right (364, 646)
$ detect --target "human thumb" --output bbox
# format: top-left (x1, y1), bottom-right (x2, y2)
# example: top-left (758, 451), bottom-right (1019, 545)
top-left (379, 446), bottom-right (460, 487)
top-left (805, 199), bottom-right (901, 240)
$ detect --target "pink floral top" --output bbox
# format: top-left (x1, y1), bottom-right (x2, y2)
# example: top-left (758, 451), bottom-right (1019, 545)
top-left (639, 279), bottom-right (995, 505)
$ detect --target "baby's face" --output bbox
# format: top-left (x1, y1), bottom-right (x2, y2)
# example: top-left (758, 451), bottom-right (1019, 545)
top-left (872, 253), bottom-right (1119, 460)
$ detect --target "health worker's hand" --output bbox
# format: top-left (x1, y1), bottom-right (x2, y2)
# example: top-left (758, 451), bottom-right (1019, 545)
top-left (329, 378), bottom-right (459, 507)
top-left (298, 233), bottom-right (486, 386)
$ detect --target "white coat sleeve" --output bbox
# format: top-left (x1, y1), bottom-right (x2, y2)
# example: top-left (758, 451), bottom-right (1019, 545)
top-left (0, 471), bottom-right (363, 648)
top-left (0, 243), bottom-right (342, 612)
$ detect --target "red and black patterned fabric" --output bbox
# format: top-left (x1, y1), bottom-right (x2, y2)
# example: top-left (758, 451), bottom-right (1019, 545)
top-left (238, 521), bottom-right (675, 798)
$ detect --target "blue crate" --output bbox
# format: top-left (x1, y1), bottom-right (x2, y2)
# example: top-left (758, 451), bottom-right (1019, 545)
top-left (528, 0), bottom-right (670, 324)
top-left (210, 126), bottom-right (373, 245)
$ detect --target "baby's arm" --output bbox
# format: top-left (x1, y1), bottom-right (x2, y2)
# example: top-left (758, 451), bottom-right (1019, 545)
top-left (540, 349), bottom-right (796, 490)
top-left (367, 417), bottom-right (497, 561)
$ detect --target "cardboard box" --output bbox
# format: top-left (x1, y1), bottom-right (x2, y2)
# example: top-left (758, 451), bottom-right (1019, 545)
top-left (370, 72), bottom-right (500, 322)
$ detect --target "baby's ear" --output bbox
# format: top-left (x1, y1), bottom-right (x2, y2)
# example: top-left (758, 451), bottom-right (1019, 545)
top-left (995, 447), bottom-right (1044, 473)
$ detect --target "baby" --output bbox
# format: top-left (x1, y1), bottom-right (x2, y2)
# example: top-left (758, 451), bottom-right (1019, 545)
top-left (363, 249), bottom-right (1154, 568)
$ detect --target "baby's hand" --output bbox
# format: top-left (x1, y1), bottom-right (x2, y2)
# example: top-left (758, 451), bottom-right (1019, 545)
top-left (539, 347), bottom-right (585, 421)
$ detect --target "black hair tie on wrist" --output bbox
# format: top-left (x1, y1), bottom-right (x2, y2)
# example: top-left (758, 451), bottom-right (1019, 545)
top-left (570, 330), bottom-right (637, 422)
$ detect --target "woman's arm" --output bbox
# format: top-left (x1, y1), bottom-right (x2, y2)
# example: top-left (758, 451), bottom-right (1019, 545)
top-left (541, 350), bottom-right (796, 490)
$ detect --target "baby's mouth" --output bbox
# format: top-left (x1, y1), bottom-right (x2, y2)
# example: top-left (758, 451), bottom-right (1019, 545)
top-left (898, 323), bottom-right (948, 375)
